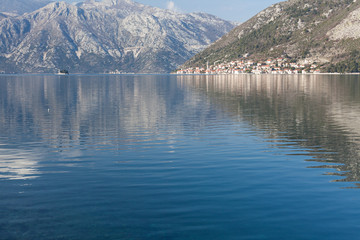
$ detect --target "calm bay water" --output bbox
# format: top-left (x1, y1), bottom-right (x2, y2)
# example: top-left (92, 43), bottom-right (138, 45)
top-left (1, 74), bottom-right (360, 239)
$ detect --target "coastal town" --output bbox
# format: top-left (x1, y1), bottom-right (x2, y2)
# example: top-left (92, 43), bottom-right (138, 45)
top-left (176, 58), bottom-right (321, 75)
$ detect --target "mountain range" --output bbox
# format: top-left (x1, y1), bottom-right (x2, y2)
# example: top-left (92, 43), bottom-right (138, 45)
top-left (0, 0), bottom-right (236, 73)
top-left (183, 0), bottom-right (360, 72)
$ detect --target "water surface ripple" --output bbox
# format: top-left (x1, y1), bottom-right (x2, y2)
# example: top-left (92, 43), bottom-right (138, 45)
top-left (1, 74), bottom-right (360, 239)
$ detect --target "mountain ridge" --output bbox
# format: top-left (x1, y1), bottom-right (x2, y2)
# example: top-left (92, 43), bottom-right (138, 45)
top-left (0, 0), bottom-right (236, 73)
top-left (182, 0), bottom-right (360, 72)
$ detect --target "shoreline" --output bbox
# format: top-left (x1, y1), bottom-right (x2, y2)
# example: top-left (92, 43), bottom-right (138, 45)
top-left (171, 72), bottom-right (360, 76)
top-left (1, 72), bottom-right (360, 76)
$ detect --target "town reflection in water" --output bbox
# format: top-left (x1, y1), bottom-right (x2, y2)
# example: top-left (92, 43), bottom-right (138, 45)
top-left (178, 74), bottom-right (360, 187)
top-left (1, 74), bottom-right (360, 186)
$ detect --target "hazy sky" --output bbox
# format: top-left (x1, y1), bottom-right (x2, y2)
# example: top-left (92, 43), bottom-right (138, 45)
top-left (134, 0), bottom-right (280, 22)
top-left (65, 0), bottom-right (281, 22)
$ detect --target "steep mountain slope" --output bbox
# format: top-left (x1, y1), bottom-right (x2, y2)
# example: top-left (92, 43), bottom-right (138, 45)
top-left (183, 0), bottom-right (360, 71)
top-left (0, 0), bottom-right (51, 14)
top-left (0, 0), bottom-right (236, 73)
top-left (0, 13), bottom-right (12, 21)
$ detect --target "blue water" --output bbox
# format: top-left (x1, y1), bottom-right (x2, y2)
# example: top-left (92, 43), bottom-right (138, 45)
top-left (1, 74), bottom-right (360, 239)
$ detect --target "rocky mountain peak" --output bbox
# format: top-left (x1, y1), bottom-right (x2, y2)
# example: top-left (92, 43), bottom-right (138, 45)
top-left (81, 0), bottom-right (143, 8)
top-left (24, 1), bottom-right (78, 24)
top-left (39, 1), bottom-right (75, 12)
top-left (0, 0), bottom-right (237, 73)
top-left (103, 0), bottom-right (134, 5)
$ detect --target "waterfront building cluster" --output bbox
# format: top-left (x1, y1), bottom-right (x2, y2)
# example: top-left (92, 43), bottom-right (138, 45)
top-left (177, 58), bottom-right (321, 75)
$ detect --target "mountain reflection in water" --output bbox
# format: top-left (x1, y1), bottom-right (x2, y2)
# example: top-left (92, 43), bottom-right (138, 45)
top-left (0, 75), bottom-right (218, 180)
top-left (178, 74), bottom-right (360, 187)
top-left (0, 74), bottom-right (360, 186)
top-left (3, 74), bottom-right (360, 240)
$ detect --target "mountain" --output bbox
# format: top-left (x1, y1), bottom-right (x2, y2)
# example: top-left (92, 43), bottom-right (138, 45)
top-left (0, 0), bottom-right (51, 14)
top-left (0, 13), bottom-right (11, 21)
top-left (183, 0), bottom-right (360, 72)
top-left (0, 0), bottom-right (236, 73)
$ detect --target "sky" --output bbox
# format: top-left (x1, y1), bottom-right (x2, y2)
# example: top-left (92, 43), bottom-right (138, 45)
top-left (65, 0), bottom-right (281, 22)
top-left (135, 0), bottom-right (280, 22)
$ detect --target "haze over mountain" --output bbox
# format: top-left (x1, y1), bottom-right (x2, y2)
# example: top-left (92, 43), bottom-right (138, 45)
top-left (0, 0), bottom-right (51, 14)
top-left (0, 0), bottom-right (236, 73)
top-left (183, 0), bottom-right (360, 72)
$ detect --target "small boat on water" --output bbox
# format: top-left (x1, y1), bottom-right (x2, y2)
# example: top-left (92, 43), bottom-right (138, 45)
top-left (56, 69), bottom-right (69, 75)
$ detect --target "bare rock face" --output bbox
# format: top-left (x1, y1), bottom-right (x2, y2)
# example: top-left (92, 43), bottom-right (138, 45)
top-left (0, 0), bottom-right (236, 73)
top-left (328, 7), bottom-right (360, 40)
